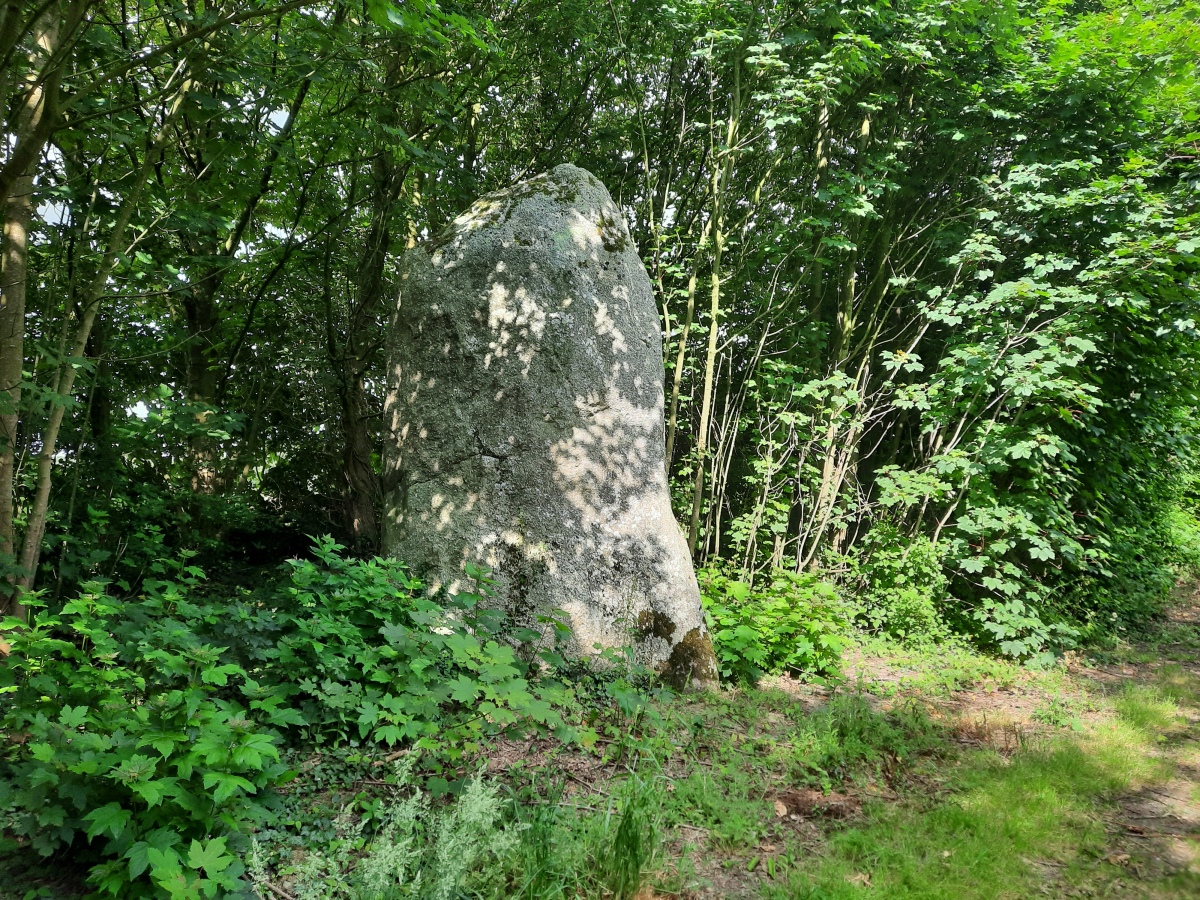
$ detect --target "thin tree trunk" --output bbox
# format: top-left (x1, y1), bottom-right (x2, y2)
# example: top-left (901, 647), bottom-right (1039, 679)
top-left (336, 163), bottom-right (399, 553)
top-left (687, 48), bottom-right (741, 555)
top-left (687, 197), bottom-right (724, 555)
top-left (16, 75), bottom-right (193, 593)
top-left (664, 215), bottom-right (713, 477)
top-left (1, 6), bottom-right (62, 618)
top-left (339, 372), bottom-right (380, 551)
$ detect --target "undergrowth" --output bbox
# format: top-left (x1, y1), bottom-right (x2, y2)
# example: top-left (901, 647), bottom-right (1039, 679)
top-left (0, 539), bottom-right (586, 898)
top-left (6, 511), bottom-right (1200, 899)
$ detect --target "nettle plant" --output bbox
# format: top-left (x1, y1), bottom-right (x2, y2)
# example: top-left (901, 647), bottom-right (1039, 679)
top-left (0, 539), bottom-right (575, 897)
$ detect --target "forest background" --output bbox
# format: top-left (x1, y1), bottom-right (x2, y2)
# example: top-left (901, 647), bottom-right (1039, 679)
top-left (0, 0), bottom-right (1199, 895)
top-left (4, 0), bottom-right (1199, 653)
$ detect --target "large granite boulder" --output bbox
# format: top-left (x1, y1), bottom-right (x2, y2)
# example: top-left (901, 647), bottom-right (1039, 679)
top-left (382, 164), bottom-right (717, 688)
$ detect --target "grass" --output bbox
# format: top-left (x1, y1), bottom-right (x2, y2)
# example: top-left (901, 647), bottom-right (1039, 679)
top-left (744, 631), bottom-right (1200, 900)
top-left (764, 717), bottom-right (1182, 899)
top-left (230, 621), bottom-right (1200, 899)
top-left (837, 633), bottom-right (1061, 697)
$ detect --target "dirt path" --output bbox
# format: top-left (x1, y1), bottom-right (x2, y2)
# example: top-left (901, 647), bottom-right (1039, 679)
top-left (1083, 592), bottom-right (1200, 892)
top-left (875, 588), bottom-right (1200, 897)
top-left (664, 585), bottom-right (1200, 899)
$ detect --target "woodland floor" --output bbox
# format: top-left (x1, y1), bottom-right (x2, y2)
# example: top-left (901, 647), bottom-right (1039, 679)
top-left (6, 588), bottom-right (1200, 898)
top-left (618, 585), bottom-right (1200, 899)
top-left (477, 582), bottom-right (1200, 899)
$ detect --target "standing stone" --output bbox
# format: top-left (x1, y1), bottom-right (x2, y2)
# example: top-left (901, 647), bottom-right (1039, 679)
top-left (383, 164), bottom-right (717, 688)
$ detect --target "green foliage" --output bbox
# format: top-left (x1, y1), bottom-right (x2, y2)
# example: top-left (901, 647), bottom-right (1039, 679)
top-left (249, 538), bottom-right (571, 755)
top-left (851, 526), bottom-right (950, 645)
top-left (8, 0), bottom-right (1200, 894)
top-left (1165, 498), bottom-right (1200, 579)
top-left (9, 0), bottom-right (1199, 671)
top-left (785, 693), bottom-right (940, 792)
top-left (500, 777), bottom-right (659, 899)
top-left (263, 757), bottom-right (518, 900)
top-left (0, 582), bottom-right (287, 898)
top-left (699, 567), bottom-right (848, 684)
top-left (603, 777), bottom-right (658, 900)
top-left (845, 633), bottom-right (1026, 698)
top-left (0, 540), bottom-right (577, 898)
top-left (653, 684), bottom-right (946, 855)
top-left (247, 760), bottom-right (665, 900)
top-left (1030, 695), bottom-right (1087, 730)
top-left (1064, 490), bottom-right (1200, 646)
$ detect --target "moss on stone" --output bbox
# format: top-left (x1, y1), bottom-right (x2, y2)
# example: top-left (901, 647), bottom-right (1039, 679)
top-left (660, 627), bottom-right (718, 690)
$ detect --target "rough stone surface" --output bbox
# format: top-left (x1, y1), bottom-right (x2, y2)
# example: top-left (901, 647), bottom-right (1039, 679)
top-left (383, 164), bottom-right (717, 687)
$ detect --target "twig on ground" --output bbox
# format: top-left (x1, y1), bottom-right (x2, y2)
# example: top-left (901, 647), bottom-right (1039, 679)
top-left (259, 883), bottom-right (297, 900)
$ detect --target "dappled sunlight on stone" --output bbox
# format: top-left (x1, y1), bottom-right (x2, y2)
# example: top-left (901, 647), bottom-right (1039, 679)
top-left (383, 164), bottom-right (716, 687)
top-left (567, 209), bottom-right (605, 255)
top-left (483, 278), bottom-right (545, 375)
top-left (550, 390), bottom-right (658, 531)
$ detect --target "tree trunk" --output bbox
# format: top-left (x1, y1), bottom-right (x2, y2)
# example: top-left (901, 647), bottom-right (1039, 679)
top-left (0, 163), bottom-right (32, 618)
top-left (331, 160), bottom-right (403, 553)
top-left (687, 49), bottom-right (741, 556)
top-left (16, 77), bottom-right (193, 593)
top-left (183, 287), bottom-right (222, 493)
top-left (664, 260), bottom-right (702, 476)
top-left (0, 6), bottom-right (63, 618)
top-left (687, 225), bottom-right (724, 555)
top-left (338, 371), bottom-right (379, 552)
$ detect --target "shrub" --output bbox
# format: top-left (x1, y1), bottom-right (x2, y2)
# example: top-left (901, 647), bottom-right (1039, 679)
top-left (249, 537), bottom-right (572, 756)
top-left (851, 526), bottom-right (951, 645)
top-left (699, 567), bottom-right (848, 684)
top-left (0, 581), bottom-right (289, 898)
top-left (0, 539), bottom-right (576, 897)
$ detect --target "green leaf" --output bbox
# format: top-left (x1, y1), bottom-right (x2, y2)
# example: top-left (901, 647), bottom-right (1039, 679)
top-left (200, 664), bottom-right (243, 686)
top-left (202, 772), bottom-right (257, 804)
top-left (84, 802), bottom-right (132, 841)
top-left (58, 705), bottom-right (89, 729)
top-left (447, 675), bottom-right (480, 703)
top-left (187, 837), bottom-right (232, 876)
